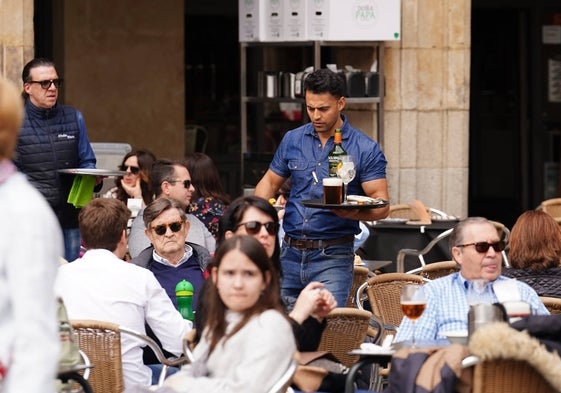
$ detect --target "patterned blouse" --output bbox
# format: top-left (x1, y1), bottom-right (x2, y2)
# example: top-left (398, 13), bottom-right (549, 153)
top-left (189, 196), bottom-right (227, 240)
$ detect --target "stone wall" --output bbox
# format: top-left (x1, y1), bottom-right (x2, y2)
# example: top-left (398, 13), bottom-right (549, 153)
top-left (0, 0), bottom-right (34, 85)
top-left (58, 0), bottom-right (185, 160)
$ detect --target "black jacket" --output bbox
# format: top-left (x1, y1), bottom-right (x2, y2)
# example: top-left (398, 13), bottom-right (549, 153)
top-left (502, 267), bottom-right (561, 297)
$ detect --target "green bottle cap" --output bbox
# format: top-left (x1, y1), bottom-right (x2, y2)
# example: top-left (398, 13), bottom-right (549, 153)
top-left (175, 279), bottom-right (194, 296)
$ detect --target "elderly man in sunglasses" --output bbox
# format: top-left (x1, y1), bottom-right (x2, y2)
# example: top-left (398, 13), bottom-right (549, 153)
top-left (131, 197), bottom-right (210, 309)
top-left (394, 217), bottom-right (549, 344)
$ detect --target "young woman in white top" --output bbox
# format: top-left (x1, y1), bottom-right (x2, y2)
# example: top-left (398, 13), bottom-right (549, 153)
top-left (127, 235), bottom-right (296, 393)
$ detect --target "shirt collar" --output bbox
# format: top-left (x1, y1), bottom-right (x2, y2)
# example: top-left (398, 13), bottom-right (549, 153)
top-left (152, 243), bottom-right (193, 267)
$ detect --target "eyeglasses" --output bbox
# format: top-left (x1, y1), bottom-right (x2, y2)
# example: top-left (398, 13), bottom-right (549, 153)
top-left (151, 221), bottom-right (184, 236)
top-left (235, 221), bottom-right (278, 235)
top-left (28, 79), bottom-right (63, 89)
top-left (456, 241), bottom-right (506, 253)
top-left (119, 165), bottom-right (140, 174)
top-left (167, 179), bottom-right (192, 189)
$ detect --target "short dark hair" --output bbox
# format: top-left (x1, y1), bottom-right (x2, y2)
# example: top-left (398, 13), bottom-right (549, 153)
top-left (21, 58), bottom-right (57, 99)
top-left (79, 198), bottom-right (130, 251)
top-left (218, 196), bottom-right (281, 275)
top-left (304, 68), bottom-right (346, 98)
top-left (143, 197), bottom-right (186, 229)
top-left (150, 159), bottom-right (187, 197)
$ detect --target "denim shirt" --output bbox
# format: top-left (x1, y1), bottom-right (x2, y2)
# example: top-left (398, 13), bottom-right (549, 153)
top-left (269, 115), bottom-right (387, 239)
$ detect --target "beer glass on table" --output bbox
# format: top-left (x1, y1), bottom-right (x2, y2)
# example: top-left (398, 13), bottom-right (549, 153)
top-left (401, 284), bottom-right (426, 347)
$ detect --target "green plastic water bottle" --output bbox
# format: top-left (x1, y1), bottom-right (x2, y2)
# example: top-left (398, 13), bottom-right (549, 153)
top-left (175, 279), bottom-right (194, 321)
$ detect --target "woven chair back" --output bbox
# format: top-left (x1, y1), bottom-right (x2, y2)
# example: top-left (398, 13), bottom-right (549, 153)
top-left (365, 273), bottom-right (425, 327)
top-left (540, 296), bottom-right (561, 315)
top-left (346, 266), bottom-right (370, 307)
top-left (537, 198), bottom-right (561, 219)
top-left (473, 359), bottom-right (558, 393)
top-left (318, 307), bottom-right (372, 367)
top-left (388, 204), bottom-right (420, 220)
top-left (71, 320), bottom-right (124, 393)
top-left (419, 261), bottom-right (459, 280)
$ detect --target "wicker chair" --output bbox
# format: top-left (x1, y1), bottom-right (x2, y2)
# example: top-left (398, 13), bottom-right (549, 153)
top-left (317, 307), bottom-right (373, 368)
top-left (389, 204), bottom-right (450, 221)
top-left (346, 265), bottom-right (371, 307)
top-left (470, 359), bottom-right (558, 393)
top-left (71, 321), bottom-right (124, 393)
top-left (356, 273), bottom-right (425, 336)
top-left (540, 296), bottom-right (561, 315)
top-left (72, 320), bottom-right (191, 392)
top-left (537, 198), bottom-right (561, 222)
top-left (407, 260), bottom-right (459, 280)
top-left (388, 204), bottom-right (420, 220)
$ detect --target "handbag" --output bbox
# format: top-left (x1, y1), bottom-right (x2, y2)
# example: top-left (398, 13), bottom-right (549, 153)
top-left (292, 351), bottom-right (348, 392)
top-left (57, 297), bottom-right (82, 368)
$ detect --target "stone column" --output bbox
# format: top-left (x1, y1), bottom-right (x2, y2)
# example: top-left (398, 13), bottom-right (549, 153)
top-left (384, 0), bottom-right (471, 217)
top-left (0, 0), bottom-right (34, 85)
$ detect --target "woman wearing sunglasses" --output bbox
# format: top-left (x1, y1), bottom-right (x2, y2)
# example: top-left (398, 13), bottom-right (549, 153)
top-left (196, 196), bottom-right (336, 348)
top-left (394, 217), bottom-right (549, 344)
top-left (104, 148), bottom-right (156, 208)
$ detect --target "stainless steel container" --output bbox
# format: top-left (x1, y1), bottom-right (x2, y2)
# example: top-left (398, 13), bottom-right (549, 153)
top-left (468, 303), bottom-right (507, 338)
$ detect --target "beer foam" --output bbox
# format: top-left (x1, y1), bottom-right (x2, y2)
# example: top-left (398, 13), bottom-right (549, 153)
top-left (323, 178), bottom-right (342, 186)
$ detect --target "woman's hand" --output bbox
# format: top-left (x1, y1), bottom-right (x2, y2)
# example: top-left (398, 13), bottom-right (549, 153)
top-left (289, 282), bottom-right (337, 324)
top-left (121, 177), bottom-right (142, 199)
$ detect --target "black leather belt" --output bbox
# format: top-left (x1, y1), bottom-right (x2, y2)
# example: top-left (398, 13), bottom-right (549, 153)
top-left (283, 235), bottom-right (354, 250)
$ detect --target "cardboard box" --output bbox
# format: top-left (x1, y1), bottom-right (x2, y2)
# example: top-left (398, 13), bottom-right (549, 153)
top-left (239, 0), bottom-right (284, 42)
top-left (284, 0), bottom-right (308, 41)
top-left (308, 0), bottom-right (401, 41)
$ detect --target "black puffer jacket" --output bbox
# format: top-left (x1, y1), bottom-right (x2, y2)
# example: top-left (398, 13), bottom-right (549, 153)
top-left (14, 100), bottom-right (96, 227)
top-left (502, 267), bottom-right (561, 297)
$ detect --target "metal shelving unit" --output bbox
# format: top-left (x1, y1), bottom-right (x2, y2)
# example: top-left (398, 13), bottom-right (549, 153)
top-left (240, 40), bottom-right (385, 189)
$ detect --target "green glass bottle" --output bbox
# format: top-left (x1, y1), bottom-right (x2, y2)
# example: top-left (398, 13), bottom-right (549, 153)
top-left (328, 128), bottom-right (347, 177)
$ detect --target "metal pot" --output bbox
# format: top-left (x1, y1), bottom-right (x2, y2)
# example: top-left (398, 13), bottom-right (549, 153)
top-left (468, 303), bottom-right (507, 338)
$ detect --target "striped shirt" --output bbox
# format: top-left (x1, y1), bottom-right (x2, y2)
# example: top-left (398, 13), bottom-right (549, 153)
top-left (394, 273), bottom-right (549, 343)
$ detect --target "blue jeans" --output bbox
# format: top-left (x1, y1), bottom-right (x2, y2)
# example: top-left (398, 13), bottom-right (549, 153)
top-left (147, 364), bottom-right (179, 385)
top-left (280, 241), bottom-right (354, 309)
top-left (63, 227), bottom-right (82, 261)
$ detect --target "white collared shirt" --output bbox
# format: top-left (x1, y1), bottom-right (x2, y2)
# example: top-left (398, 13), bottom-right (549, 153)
top-left (152, 244), bottom-right (194, 267)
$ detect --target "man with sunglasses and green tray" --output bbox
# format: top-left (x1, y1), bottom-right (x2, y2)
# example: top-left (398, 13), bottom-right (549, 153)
top-left (394, 217), bottom-right (549, 344)
top-left (14, 58), bottom-right (97, 262)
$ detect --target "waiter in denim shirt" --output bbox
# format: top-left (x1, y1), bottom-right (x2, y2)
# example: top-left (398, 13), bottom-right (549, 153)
top-left (255, 68), bottom-right (389, 308)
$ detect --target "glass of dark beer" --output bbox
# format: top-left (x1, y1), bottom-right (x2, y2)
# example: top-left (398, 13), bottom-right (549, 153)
top-left (323, 177), bottom-right (343, 204)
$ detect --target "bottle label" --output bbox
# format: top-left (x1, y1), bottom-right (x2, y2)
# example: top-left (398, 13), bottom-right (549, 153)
top-left (328, 146), bottom-right (346, 177)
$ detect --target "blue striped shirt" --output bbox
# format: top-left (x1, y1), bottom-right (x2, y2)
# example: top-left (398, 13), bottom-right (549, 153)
top-left (394, 273), bottom-right (549, 343)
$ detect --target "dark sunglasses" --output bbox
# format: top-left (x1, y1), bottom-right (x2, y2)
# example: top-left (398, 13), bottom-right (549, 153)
top-left (119, 165), bottom-right (140, 174)
top-left (456, 241), bottom-right (506, 253)
top-left (167, 179), bottom-right (192, 189)
top-left (235, 221), bottom-right (278, 235)
top-left (28, 79), bottom-right (63, 89)
top-left (151, 221), bottom-right (184, 236)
